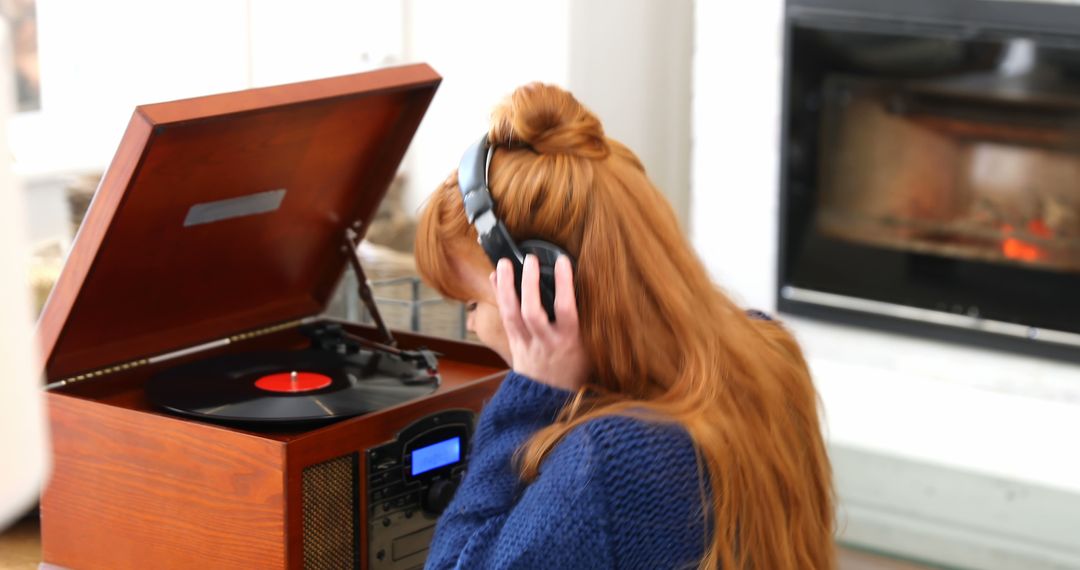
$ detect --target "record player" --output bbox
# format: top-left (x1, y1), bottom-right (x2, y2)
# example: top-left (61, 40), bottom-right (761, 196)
top-left (35, 64), bottom-right (508, 570)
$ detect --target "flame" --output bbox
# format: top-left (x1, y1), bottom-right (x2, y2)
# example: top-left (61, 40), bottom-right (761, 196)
top-left (998, 220), bottom-right (1050, 262)
top-left (1002, 237), bottom-right (1042, 262)
top-left (1028, 219), bottom-right (1052, 238)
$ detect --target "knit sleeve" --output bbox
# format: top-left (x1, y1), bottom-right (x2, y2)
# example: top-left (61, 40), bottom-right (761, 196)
top-left (424, 371), bottom-right (615, 570)
top-left (425, 374), bottom-right (709, 569)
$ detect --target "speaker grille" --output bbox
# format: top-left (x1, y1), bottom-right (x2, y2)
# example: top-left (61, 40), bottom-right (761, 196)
top-left (302, 453), bottom-right (359, 570)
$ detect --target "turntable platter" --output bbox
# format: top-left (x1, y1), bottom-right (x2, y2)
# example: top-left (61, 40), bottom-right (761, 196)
top-left (146, 349), bottom-right (439, 426)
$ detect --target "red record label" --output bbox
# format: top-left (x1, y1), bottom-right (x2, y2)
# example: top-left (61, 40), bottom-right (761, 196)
top-left (254, 371), bottom-right (333, 393)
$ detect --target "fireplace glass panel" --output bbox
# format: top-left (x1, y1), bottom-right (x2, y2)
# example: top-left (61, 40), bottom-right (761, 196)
top-left (781, 22), bottom-right (1080, 347)
top-left (818, 77), bottom-right (1080, 273)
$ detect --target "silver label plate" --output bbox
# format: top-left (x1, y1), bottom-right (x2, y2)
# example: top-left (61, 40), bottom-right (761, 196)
top-left (183, 188), bottom-right (287, 227)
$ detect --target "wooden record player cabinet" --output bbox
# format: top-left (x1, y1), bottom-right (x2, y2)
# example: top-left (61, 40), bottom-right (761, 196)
top-left (35, 64), bottom-right (508, 569)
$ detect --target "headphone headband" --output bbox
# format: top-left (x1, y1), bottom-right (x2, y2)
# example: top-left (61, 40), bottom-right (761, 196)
top-left (457, 135), bottom-right (494, 224)
top-left (456, 134), bottom-right (569, 321)
top-left (457, 135), bottom-right (524, 265)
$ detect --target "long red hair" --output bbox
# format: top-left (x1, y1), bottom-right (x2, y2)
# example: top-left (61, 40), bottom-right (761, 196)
top-left (416, 83), bottom-right (835, 569)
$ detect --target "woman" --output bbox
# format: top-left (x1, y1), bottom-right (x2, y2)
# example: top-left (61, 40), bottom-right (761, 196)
top-left (416, 83), bottom-right (834, 569)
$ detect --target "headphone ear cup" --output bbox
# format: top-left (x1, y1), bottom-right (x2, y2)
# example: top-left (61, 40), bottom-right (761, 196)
top-left (518, 240), bottom-right (572, 322)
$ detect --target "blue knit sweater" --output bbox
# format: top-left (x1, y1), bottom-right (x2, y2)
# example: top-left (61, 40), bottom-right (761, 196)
top-left (425, 371), bottom-right (708, 569)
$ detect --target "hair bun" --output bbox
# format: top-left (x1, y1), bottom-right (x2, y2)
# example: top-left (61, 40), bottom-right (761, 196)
top-left (490, 83), bottom-right (609, 159)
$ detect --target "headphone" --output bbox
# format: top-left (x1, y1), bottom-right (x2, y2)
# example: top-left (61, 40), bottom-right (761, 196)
top-left (457, 134), bottom-right (571, 322)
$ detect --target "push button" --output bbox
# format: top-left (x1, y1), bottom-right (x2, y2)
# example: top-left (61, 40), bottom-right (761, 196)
top-left (390, 493), bottom-right (414, 510)
top-left (372, 481), bottom-right (406, 502)
top-left (368, 467), bottom-right (400, 487)
top-left (372, 458), bottom-right (399, 472)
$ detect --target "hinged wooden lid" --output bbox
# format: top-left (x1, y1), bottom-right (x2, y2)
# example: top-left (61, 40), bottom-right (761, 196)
top-left (37, 64), bottom-right (441, 381)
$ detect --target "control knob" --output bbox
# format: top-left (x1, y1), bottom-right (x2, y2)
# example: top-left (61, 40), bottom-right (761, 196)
top-left (423, 479), bottom-right (458, 515)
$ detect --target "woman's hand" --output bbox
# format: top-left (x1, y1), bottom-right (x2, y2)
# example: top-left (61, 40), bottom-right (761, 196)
top-left (492, 255), bottom-right (589, 392)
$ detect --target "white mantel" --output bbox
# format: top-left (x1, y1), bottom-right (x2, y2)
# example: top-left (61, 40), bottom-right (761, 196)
top-left (692, 1), bottom-right (1080, 568)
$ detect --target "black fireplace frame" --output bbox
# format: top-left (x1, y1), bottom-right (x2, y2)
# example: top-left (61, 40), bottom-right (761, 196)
top-left (777, 0), bottom-right (1080, 362)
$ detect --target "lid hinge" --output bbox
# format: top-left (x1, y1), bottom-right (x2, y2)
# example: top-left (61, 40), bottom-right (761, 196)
top-left (45, 317), bottom-right (315, 390)
top-left (45, 357), bottom-right (153, 390)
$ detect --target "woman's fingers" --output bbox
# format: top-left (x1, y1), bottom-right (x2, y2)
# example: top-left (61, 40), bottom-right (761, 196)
top-left (494, 258), bottom-right (529, 342)
top-left (519, 255), bottom-right (555, 342)
top-left (492, 254), bottom-right (588, 390)
top-left (553, 255), bottom-right (579, 331)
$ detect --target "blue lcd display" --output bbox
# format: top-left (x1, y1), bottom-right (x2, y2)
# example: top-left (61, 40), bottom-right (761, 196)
top-left (411, 437), bottom-right (461, 476)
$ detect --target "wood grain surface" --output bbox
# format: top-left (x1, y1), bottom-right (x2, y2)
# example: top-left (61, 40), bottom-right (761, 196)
top-left (42, 392), bottom-right (287, 569)
top-left (40, 321), bottom-right (505, 569)
top-left (38, 64), bottom-right (440, 381)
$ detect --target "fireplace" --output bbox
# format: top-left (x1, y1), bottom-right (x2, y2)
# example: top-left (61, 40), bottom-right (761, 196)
top-left (778, 0), bottom-right (1080, 360)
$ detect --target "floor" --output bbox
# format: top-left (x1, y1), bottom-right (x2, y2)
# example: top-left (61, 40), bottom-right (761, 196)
top-left (0, 515), bottom-right (40, 570)
top-left (1, 509), bottom-right (938, 570)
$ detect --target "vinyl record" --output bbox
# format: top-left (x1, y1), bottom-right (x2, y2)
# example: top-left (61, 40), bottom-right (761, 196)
top-left (146, 349), bottom-right (439, 426)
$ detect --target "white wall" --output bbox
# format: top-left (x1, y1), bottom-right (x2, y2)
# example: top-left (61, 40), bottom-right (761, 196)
top-left (691, 0), bottom-right (784, 310)
top-left (247, 1), bottom-right (401, 88)
top-left (0, 17), bottom-right (48, 529)
top-left (692, 1), bottom-right (1080, 568)
top-left (568, 0), bottom-right (693, 229)
top-left (399, 0), bottom-right (694, 229)
top-left (11, 0), bottom-right (250, 175)
top-left (9, 0), bottom-right (400, 177)
top-left (13, 1), bottom-right (694, 242)
top-left (399, 0), bottom-right (572, 217)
